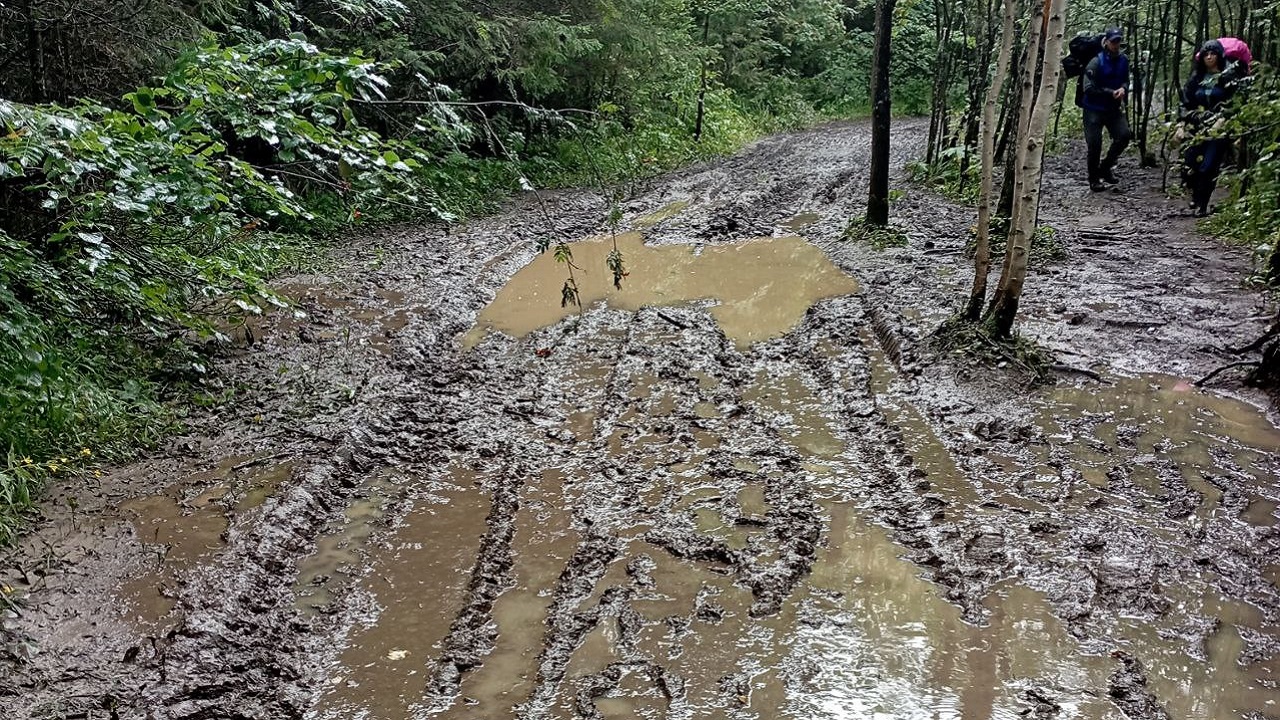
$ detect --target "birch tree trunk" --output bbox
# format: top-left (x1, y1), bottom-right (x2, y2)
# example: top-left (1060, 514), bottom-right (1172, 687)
top-left (985, 0), bottom-right (1068, 338)
top-left (988, 1), bottom-right (1044, 317)
top-left (965, 0), bottom-right (1018, 321)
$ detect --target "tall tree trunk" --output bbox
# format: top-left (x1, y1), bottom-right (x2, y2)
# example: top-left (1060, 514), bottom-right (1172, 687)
top-left (694, 11), bottom-right (711, 142)
top-left (966, 0), bottom-right (1018, 321)
top-left (866, 0), bottom-right (897, 227)
top-left (1197, 0), bottom-right (1210, 48)
top-left (926, 1), bottom-right (944, 166)
top-left (1127, 5), bottom-right (1146, 163)
top-left (25, 0), bottom-right (46, 103)
top-left (995, 43), bottom-right (1025, 222)
top-left (1173, 0), bottom-right (1187, 98)
top-left (957, 7), bottom-right (990, 190)
top-left (989, 1), bottom-right (1045, 320)
top-left (1141, 0), bottom-right (1172, 167)
top-left (986, 0), bottom-right (1068, 338)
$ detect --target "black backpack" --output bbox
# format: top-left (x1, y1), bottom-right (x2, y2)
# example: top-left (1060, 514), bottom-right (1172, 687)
top-left (1063, 32), bottom-right (1104, 78)
top-left (1063, 32), bottom-right (1104, 106)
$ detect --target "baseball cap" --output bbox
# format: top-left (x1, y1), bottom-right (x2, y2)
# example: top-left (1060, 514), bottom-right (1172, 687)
top-left (1104, 27), bottom-right (1123, 41)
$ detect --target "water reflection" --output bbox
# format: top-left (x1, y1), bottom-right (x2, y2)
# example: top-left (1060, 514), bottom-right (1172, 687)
top-left (789, 509), bottom-right (1116, 720)
top-left (463, 233), bottom-right (859, 349)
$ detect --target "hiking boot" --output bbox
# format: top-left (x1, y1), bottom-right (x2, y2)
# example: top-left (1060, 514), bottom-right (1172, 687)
top-left (1099, 168), bottom-right (1119, 185)
top-left (1090, 180), bottom-right (1108, 192)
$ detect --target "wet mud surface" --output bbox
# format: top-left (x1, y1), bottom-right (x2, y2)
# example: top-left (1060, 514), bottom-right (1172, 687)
top-left (3, 119), bottom-right (1279, 719)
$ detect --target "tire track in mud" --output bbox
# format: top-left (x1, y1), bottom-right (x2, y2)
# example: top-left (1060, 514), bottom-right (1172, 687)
top-left (778, 298), bottom-right (1014, 625)
top-left (425, 464), bottom-right (526, 704)
top-left (126, 244), bottom-right (508, 718)
top-left (466, 307), bottom-right (835, 718)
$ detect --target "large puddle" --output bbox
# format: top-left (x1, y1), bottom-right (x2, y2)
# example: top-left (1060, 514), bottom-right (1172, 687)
top-left (463, 232), bottom-right (859, 349)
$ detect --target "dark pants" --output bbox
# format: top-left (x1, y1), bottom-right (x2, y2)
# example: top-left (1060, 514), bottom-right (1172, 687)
top-left (1083, 109), bottom-right (1132, 181)
top-left (1183, 138), bottom-right (1228, 212)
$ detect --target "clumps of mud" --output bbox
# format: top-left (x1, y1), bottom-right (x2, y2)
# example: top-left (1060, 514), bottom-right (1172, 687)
top-left (1108, 651), bottom-right (1172, 720)
top-left (573, 660), bottom-right (686, 719)
top-left (645, 465), bottom-right (821, 618)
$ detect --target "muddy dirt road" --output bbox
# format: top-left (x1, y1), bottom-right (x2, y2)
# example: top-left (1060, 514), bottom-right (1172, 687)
top-left (3, 119), bottom-right (1279, 720)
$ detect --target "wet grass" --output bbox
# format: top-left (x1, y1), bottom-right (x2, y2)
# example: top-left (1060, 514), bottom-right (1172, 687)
top-left (842, 217), bottom-right (910, 249)
top-left (0, 461), bottom-right (34, 547)
top-left (1, 448), bottom-right (109, 545)
top-left (930, 315), bottom-right (1055, 380)
top-left (963, 220), bottom-right (1067, 267)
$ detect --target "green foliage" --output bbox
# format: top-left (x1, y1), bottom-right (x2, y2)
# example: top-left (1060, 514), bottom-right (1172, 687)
top-left (0, 0), bottom-right (961, 541)
top-left (843, 216), bottom-right (910, 249)
top-left (961, 221), bottom-right (1066, 267)
top-left (906, 145), bottom-right (979, 202)
top-left (0, 39), bottom-right (480, 537)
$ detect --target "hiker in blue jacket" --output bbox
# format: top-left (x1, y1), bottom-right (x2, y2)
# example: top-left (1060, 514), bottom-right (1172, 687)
top-left (1180, 39), bottom-right (1244, 216)
top-left (1081, 28), bottom-right (1132, 192)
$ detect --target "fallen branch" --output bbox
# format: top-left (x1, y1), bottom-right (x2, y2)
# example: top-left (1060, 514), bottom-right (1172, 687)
top-left (1193, 361), bottom-right (1260, 387)
top-left (656, 311), bottom-right (689, 330)
top-left (1049, 363), bottom-right (1108, 382)
top-left (231, 452), bottom-right (291, 472)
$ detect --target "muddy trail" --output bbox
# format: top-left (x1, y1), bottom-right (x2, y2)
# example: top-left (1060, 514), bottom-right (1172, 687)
top-left (3, 119), bottom-right (1279, 720)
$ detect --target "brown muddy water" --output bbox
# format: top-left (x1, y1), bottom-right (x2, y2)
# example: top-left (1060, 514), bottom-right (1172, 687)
top-left (18, 118), bottom-right (1280, 720)
top-left (463, 232), bottom-right (859, 349)
top-left (120, 455), bottom-right (295, 630)
top-left (256, 230), bottom-right (1280, 719)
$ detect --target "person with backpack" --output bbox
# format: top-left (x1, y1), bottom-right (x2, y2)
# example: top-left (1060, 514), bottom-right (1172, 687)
top-left (1180, 39), bottom-right (1245, 217)
top-left (1080, 28), bottom-right (1132, 192)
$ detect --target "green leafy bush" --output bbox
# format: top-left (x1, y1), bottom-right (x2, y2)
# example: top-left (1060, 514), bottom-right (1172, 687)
top-left (0, 39), bottom-right (474, 538)
top-left (906, 145), bottom-right (980, 202)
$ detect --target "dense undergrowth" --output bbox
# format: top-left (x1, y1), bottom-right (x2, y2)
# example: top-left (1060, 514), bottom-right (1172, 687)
top-left (0, 0), bottom-right (943, 542)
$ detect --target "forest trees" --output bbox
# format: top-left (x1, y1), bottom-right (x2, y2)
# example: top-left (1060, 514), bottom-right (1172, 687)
top-left (984, 0), bottom-right (1068, 337)
top-left (929, 0), bottom-right (1280, 372)
top-left (966, 0), bottom-right (1018, 321)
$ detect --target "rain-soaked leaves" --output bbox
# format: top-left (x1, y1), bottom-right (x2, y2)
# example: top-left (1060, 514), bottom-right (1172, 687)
top-left (607, 247), bottom-right (626, 290)
top-left (0, 38), bottom-right (468, 490)
top-left (553, 243), bottom-right (574, 265)
top-left (560, 278), bottom-right (580, 308)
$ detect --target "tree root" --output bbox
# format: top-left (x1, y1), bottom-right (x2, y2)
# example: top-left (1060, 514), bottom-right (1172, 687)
top-left (1224, 322), bottom-right (1280, 355)
top-left (1049, 363), bottom-right (1107, 382)
top-left (1194, 361), bottom-right (1261, 387)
